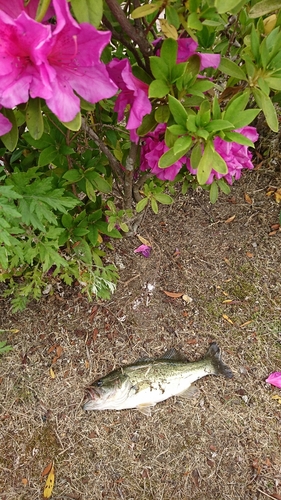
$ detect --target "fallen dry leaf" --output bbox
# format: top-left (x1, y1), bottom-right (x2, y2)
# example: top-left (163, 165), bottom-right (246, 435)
top-left (225, 215), bottom-right (236, 224)
top-left (269, 230), bottom-right (278, 236)
top-left (21, 478), bottom-right (28, 486)
top-left (137, 234), bottom-right (151, 247)
top-left (41, 462), bottom-right (53, 477)
top-left (43, 462), bottom-right (55, 499)
top-left (222, 314), bottom-right (234, 325)
top-left (246, 252), bottom-right (254, 258)
top-left (56, 345), bottom-right (63, 358)
top-left (271, 223), bottom-right (280, 231)
top-left (163, 291), bottom-right (183, 298)
top-left (274, 188), bottom-right (281, 203)
top-left (244, 193), bottom-right (252, 204)
top-left (49, 367), bottom-right (55, 379)
top-left (48, 345), bottom-right (57, 354)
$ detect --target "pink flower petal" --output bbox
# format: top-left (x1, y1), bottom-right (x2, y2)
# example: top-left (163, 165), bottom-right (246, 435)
top-left (134, 244), bottom-right (152, 258)
top-left (266, 372), bottom-right (281, 389)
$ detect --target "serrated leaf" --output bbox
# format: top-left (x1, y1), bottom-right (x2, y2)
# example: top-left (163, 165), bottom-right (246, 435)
top-left (71, 0), bottom-right (103, 27)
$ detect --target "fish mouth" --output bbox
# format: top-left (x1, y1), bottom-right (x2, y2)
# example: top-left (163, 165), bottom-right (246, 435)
top-left (84, 386), bottom-right (101, 400)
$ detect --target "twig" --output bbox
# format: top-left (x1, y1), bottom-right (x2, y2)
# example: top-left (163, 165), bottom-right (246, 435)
top-left (124, 142), bottom-right (138, 209)
top-left (133, 172), bottom-right (153, 202)
top-left (81, 118), bottom-right (124, 186)
top-left (104, 0), bottom-right (152, 59)
top-left (257, 489), bottom-right (279, 500)
top-left (102, 15), bottom-right (146, 71)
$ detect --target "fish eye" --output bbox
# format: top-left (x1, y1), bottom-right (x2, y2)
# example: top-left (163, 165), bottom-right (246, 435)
top-left (96, 380), bottom-right (103, 387)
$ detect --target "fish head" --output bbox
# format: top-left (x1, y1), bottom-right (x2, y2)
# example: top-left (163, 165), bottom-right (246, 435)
top-left (83, 370), bottom-right (131, 410)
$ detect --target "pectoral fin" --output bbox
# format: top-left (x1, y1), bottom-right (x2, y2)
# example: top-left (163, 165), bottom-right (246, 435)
top-left (136, 403), bottom-right (156, 416)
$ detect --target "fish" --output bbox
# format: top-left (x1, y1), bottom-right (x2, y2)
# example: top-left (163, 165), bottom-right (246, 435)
top-left (83, 342), bottom-right (233, 416)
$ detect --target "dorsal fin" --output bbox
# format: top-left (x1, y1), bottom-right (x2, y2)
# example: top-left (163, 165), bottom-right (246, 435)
top-left (158, 348), bottom-right (188, 362)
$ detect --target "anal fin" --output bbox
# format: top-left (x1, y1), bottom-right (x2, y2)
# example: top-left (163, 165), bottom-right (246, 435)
top-left (136, 403), bottom-right (156, 416)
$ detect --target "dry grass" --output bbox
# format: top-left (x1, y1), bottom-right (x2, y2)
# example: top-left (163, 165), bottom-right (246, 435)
top-left (0, 166), bottom-right (281, 500)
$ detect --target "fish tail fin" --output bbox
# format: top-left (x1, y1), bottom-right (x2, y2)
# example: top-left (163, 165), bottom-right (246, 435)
top-left (205, 342), bottom-right (233, 378)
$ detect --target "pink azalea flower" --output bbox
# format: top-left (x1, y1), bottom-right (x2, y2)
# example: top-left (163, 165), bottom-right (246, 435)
top-left (134, 244), bottom-right (152, 258)
top-left (177, 38), bottom-right (220, 70)
top-left (187, 126), bottom-right (259, 185)
top-left (0, 107), bottom-right (12, 135)
top-left (107, 58), bottom-right (152, 143)
top-left (266, 372), bottom-right (281, 389)
top-left (140, 124), bottom-right (185, 181)
top-left (42, 0), bottom-right (118, 122)
top-left (0, 10), bottom-right (53, 108)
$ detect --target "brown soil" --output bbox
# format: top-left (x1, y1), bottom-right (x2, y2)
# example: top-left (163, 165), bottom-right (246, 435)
top-left (0, 160), bottom-right (281, 499)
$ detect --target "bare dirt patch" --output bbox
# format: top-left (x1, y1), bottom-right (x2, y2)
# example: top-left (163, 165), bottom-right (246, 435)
top-left (0, 163), bottom-right (281, 499)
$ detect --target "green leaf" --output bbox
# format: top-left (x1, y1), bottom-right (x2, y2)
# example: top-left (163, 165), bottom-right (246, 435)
top-left (137, 113), bottom-right (157, 136)
top-left (26, 98), bottom-right (44, 140)
top-left (155, 105), bottom-right (170, 123)
top-left (215, 0), bottom-right (247, 14)
top-left (38, 146), bottom-right (58, 167)
top-left (35, 0), bottom-right (51, 22)
top-left (173, 136), bottom-right (192, 155)
top-left (95, 220), bottom-right (122, 238)
top-left (88, 171), bottom-right (111, 193)
top-left (252, 88), bottom-right (278, 132)
top-left (219, 58), bottom-right (247, 81)
top-left (22, 132), bottom-right (53, 149)
top-left (1, 109), bottom-right (18, 151)
top-left (131, 2), bottom-right (160, 19)
top-left (223, 131), bottom-right (255, 147)
top-left (158, 148), bottom-right (186, 168)
top-left (85, 178), bottom-right (96, 201)
top-left (166, 5), bottom-right (180, 29)
top-left (190, 143), bottom-right (202, 170)
top-left (188, 12), bottom-right (203, 30)
top-left (205, 119), bottom-right (234, 133)
top-left (71, 0), bottom-right (103, 27)
top-left (209, 181), bottom-right (219, 204)
top-left (168, 95), bottom-right (188, 127)
top-left (250, 26), bottom-right (260, 63)
top-left (63, 169), bottom-right (83, 182)
top-left (61, 213), bottom-right (73, 229)
top-left (150, 56), bottom-right (169, 80)
top-left (151, 197), bottom-right (158, 214)
top-left (62, 112), bottom-right (81, 131)
top-left (149, 80), bottom-right (170, 98)
top-left (264, 77), bottom-right (281, 91)
top-left (217, 178), bottom-right (231, 194)
top-left (154, 193), bottom-right (173, 204)
top-left (160, 38), bottom-right (178, 72)
top-left (167, 125), bottom-right (188, 135)
top-left (197, 141), bottom-right (227, 185)
top-left (224, 91), bottom-right (250, 120)
top-left (136, 197), bottom-right (148, 213)
top-left (228, 109), bottom-right (261, 128)
top-left (249, 0), bottom-right (281, 18)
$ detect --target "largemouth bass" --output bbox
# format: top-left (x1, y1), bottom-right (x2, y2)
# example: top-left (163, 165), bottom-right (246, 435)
top-left (84, 342), bottom-right (233, 415)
